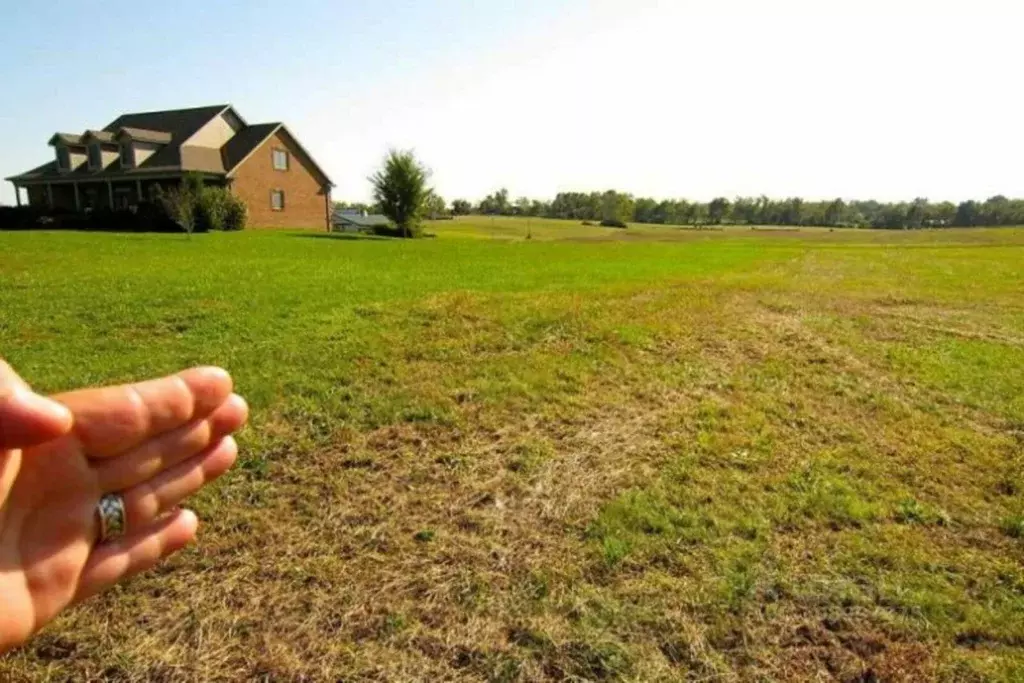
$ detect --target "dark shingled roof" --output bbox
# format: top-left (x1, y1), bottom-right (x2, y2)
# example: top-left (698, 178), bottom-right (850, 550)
top-left (82, 130), bottom-right (117, 144)
top-left (332, 210), bottom-right (393, 228)
top-left (101, 104), bottom-right (230, 171)
top-left (49, 133), bottom-right (84, 146)
top-left (7, 104), bottom-right (332, 187)
top-left (116, 127), bottom-right (173, 144)
top-left (220, 122), bottom-right (281, 171)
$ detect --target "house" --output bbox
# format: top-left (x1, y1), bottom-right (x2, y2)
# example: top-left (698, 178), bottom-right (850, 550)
top-left (332, 208), bottom-right (392, 232)
top-left (5, 104), bottom-right (333, 230)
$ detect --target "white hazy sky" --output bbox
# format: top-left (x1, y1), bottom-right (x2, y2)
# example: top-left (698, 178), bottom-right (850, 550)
top-left (2, 0), bottom-right (1022, 205)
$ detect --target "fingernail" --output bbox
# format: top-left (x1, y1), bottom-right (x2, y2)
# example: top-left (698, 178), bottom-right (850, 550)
top-left (197, 366), bottom-right (230, 381)
top-left (19, 388), bottom-right (73, 427)
top-left (228, 394), bottom-right (249, 420)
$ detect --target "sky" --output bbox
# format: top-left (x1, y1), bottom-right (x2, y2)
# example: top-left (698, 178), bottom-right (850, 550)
top-left (1, 0), bottom-right (1021, 206)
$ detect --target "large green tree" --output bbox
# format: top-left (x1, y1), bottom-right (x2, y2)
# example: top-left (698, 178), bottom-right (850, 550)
top-left (708, 197), bottom-right (731, 224)
top-left (369, 149), bottom-right (431, 237)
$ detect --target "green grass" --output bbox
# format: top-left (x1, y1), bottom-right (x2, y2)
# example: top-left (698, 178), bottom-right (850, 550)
top-left (2, 218), bottom-right (1023, 681)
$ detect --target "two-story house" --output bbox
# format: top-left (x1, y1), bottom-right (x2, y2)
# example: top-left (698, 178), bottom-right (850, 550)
top-left (5, 104), bottom-right (333, 230)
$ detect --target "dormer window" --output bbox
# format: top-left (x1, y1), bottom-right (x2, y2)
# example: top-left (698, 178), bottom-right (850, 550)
top-left (55, 147), bottom-right (71, 172)
top-left (88, 144), bottom-right (103, 170)
top-left (120, 143), bottom-right (133, 168)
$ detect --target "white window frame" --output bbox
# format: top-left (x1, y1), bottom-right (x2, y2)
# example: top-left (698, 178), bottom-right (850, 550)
top-left (120, 142), bottom-right (134, 168)
top-left (272, 148), bottom-right (289, 171)
top-left (270, 189), bottom-right (285, 211)
top-left (88, 144), bottom-right (102, 171)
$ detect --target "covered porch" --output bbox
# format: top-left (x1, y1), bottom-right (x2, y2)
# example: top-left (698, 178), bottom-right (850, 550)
top-left (10, 176), bottom-right (222, 211)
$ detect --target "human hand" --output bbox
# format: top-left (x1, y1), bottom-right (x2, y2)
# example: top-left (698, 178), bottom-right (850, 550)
top-left (0, 361), bottom-right (248, 653)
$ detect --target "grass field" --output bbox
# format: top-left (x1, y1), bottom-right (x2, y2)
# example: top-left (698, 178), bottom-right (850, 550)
top-left (1, 217), bottom-right (1023, 681)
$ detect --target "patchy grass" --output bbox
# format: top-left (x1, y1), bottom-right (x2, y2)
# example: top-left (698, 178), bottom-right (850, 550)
top-left (1, 221), bottom-right (1023, 681)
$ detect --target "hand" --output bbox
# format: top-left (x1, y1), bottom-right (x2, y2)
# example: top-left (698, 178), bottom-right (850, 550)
top-left (0, 361), bottom-right (248, 653)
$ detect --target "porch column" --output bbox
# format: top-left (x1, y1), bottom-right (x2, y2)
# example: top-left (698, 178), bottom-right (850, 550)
top-left (106, 180), bottom-right (113, 208)
top-left (135, 179), bottom-right (143, 202)
top-left (14, 185), bottom-right (21, 207)
top-left (73, 182), bottom-right (80, 211)
top-left (46, 183), bottom-right (54, 209)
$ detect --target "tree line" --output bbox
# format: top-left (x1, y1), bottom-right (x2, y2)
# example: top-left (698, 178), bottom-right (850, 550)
top-left (343, 150), bottom-right (1024, 232)
top-left (447, 190), bottom-right (1024, 228)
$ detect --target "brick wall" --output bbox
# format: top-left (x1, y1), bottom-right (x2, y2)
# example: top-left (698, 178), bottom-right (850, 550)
top-left (230, 131), bottom-right (329, 230)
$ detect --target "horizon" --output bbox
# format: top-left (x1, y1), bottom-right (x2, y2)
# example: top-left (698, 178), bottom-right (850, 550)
top-left (2, 0), bottom-right (1022, 207)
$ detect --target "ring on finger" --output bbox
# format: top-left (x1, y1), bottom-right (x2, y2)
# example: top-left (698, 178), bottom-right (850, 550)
top-left (96, 493), bottom-right (127, 543)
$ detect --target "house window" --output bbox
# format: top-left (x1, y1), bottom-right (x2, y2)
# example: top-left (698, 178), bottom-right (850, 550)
top-left (120, 143), bottom-right (133, 168)
top-left (272, 148), bottom-right (289, 171)
top-left (88, 144), bottom-right (102, 170)
top-left (271, 189), bottom-right (285, 211)
top-left (55, 147), bottom-right (70, 172)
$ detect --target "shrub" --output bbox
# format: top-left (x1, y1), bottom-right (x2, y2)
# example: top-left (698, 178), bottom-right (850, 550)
top-left (222, 193), bottom-right (247, 231)
top-left (581, 220), bottom-right (594, 226)
top-left (155, 184), bottom-right (199, 233)
top-left (195, 187), bottom-right (228, 232)
top-left (600, 219), bottom-right (627, 228)
top-left (0, 206), bottom-right (41, 230)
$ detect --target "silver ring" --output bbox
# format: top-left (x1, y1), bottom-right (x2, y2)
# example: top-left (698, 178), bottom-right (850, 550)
top-left (96, 493), bottom-right (126, 543)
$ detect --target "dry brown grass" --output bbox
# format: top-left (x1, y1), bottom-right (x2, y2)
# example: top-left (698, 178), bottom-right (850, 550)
top-left (2, 227), bottom-right (1022, 681)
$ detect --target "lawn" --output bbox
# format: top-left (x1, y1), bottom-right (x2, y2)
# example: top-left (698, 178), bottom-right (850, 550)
top-left (1, 218), bottom-right (1023, 681)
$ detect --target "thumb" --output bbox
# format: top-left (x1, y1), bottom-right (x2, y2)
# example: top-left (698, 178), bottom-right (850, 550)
top-left (0, 360), bottom-right (73, 450)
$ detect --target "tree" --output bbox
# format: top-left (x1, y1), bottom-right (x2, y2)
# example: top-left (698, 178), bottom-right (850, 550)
top-left (369, 149), bottom-right (430, 238)
top-left (424, 191), bottom-right (447, 219)
top-left (905, 198), bottom-right (928, 229)
top-left (823, 198), bottom-right (846, 226)
top-left (514, 196), bottom-right (532, 216)
top-left (633, 197), bottom-right (659, 223)
top-left (599, 190), bottom-right (634, 225)
top-left (451, 199), bottom-right (472, 216)
top-left (708, 197), bottom-right (731, 224)
top-left (731, 197), bottom-right (758, 225)
top-left (478, 188), bottom-right (511, 215)
top-left (954, 200), bottom-right (979, 227)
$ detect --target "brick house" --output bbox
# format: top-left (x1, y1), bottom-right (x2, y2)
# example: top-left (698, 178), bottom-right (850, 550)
top-left (5, 104), bottom-right (333, 230)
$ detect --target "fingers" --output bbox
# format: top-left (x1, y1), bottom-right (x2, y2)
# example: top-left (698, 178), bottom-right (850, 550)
top-left (94, 394), bottom-right (248, 493)
top-left (75, 508), bottom-right (198, 604)
top-left (0, 360), bottom-right (73, 450)
top-left (55, 367), bottom-right (233, 458)
top-left (120, 437), bottom-right (238, 532)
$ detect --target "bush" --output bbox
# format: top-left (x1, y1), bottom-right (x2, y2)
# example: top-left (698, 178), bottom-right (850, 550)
top-left (581, 220), bottom-right (594, 226)
top-left (223, 194), bottom-right (247, 231)
top-left (0, 206), bottom-right (42, 230)
top-left (600, 219), bottom-right (627, 228)
top-left (370, 223), bottom-right (421, 238)
top-left (195, 187), bottom-right (228, 232)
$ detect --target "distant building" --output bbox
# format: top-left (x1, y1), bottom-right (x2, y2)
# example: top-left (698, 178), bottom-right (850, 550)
top-left (332, 208), bottom-right (392, 232)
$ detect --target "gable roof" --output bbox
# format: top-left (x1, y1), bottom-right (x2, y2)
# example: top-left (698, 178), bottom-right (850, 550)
top-left (6, 104), bottom-right (332, 188)
top-left (222, 123), bottom-right (333, 187)
top-left (49, 133), bottom-right (84, 146)
top-left (101, 104), bottom-right (231, 171)
top-left (82, 130), bottom-right (117, 144)
top-left (116, 127), bottom-right (173, 144)
top-left (332, 210), bottom-right (391, 228)
top-left (220, 122), bottom-right (281, 171)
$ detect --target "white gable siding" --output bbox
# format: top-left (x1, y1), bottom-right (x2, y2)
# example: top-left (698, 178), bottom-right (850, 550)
top-left (133, 141), bottom-right (162, 166)
top-left (185, 111), bottom-right (242, 148)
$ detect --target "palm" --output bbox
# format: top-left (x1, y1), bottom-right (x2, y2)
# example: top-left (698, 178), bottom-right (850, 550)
top-left (0, 438), bottom-right (98, 646)
top-left (0, 365), bottom-right (247, 653)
